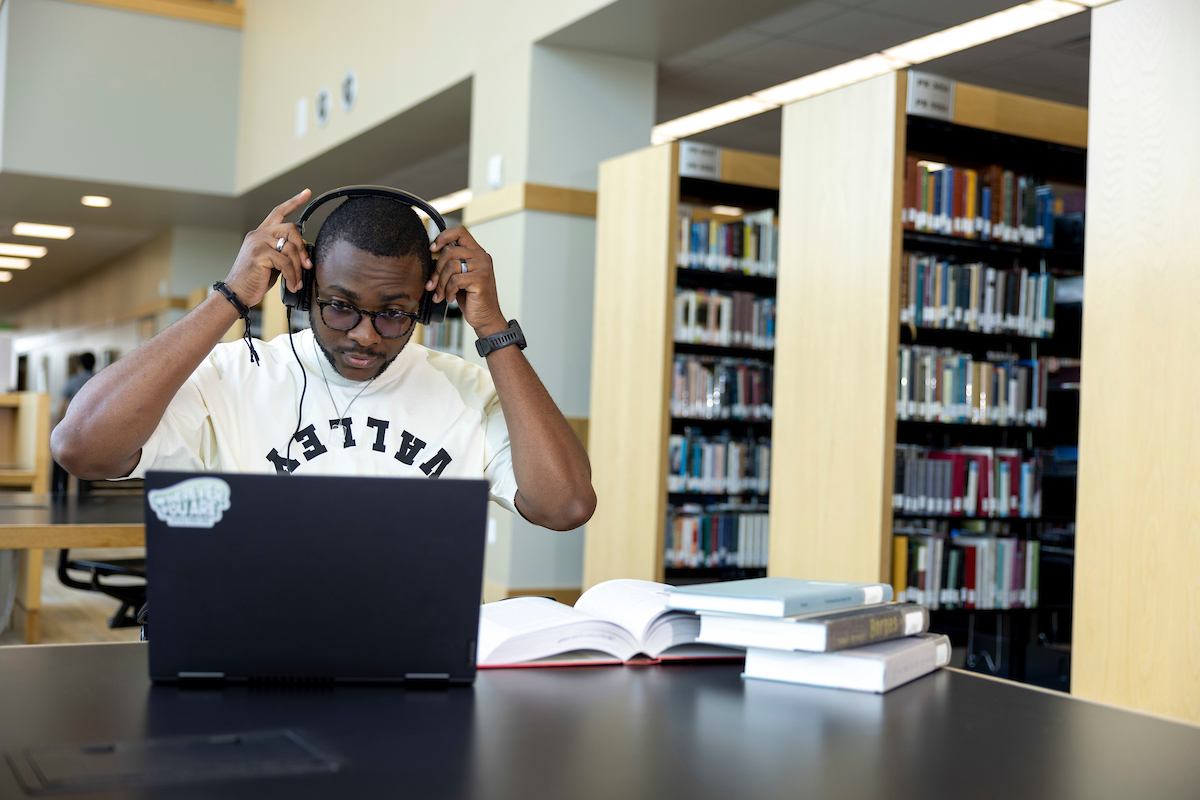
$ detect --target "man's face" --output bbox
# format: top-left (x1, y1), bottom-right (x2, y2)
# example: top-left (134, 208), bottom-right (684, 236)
top-left (309, 238), bottom-right (426, 381)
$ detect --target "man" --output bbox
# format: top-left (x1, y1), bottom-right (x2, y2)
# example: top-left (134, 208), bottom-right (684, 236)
top-left (52, 189), bottom-right (596, 531)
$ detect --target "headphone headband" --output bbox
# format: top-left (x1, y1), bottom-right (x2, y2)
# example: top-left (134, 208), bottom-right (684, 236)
top-left (296, 185), bottom-right (448, 235)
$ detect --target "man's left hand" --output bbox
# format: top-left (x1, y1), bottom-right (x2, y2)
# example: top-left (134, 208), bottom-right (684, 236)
top-left (428, 226), bottom-right (508, 338)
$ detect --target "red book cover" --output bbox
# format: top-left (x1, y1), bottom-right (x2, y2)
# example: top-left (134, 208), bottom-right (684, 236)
top-left (964, 545), bottom-right (977, 609)
top-left (904, 155), bottom-right (918, 230)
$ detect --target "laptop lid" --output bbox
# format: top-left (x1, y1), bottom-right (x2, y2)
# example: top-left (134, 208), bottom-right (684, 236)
top-left (144, 471), bottom-right (489, 684)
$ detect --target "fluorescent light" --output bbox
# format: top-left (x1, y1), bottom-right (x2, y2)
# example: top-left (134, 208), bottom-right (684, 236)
top-left (0, 243), bottom-right (48, 258)
top-left (430, 189), bottom-right (472, 215)
top-left (650, 0), bottom-right (1092, 145)
top-left (917, 160), bottom-right (947, 172)
top-left (0, 272), bottom-right (11, 283)
top-left (882, 1), bottom-right (1084, 65)
top-left (0, 257), bottom-right (32, 269)
top-left (753, 54), bottom-right (911, 105)
top-left (711, 206), bottom-right (744, 216)
top-left (651, 96), bottom-right (777, 146)
top-left (81, 195), bottom-right (113, 208)
top-left (13, 222), bottom-right (74, 240)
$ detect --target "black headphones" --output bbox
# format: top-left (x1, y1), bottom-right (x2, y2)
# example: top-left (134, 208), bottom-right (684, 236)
top-left (280, 184), bottom-right (449, 326)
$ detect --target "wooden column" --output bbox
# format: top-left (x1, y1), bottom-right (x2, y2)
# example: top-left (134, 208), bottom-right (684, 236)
top-left (769, 72), bottom-right (905, 584)
top-left (1073, 0), bottom-right (1200, 723)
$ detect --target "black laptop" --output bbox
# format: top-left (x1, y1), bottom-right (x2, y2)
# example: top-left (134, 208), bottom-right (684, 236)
top-left (144, 471), bottom-right (489, 685)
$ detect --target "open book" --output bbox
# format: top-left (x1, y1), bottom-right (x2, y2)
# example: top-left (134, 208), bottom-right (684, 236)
top-left (477, 579), bottom-right (743, 667)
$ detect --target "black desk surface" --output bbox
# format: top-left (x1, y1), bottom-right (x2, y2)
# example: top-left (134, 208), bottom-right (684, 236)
top-left (2, 644), bottom-right (1199, 799)
top-left (0, 491), bottom-right (143, 526)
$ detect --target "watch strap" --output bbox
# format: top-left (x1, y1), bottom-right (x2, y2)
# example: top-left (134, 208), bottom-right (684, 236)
top-left (475, 320), bottom-right (525, 357)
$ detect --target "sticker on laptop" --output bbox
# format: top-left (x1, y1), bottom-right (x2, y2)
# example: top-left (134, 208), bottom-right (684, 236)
top-left (147, 477), bottom-right (232, 528)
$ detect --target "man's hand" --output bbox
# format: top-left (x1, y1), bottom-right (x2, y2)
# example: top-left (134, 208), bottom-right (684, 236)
top-left (428, 226), bottom-right (508, 337)
top-left (223, 189), bottom-right (313, 306)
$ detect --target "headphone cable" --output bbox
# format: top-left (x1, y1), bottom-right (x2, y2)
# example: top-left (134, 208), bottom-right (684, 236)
top-left (285, 305), bottom-right (308, 472)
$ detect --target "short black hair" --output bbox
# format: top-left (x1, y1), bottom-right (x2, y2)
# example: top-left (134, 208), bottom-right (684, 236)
top-left (79, 352), bottom-right (96, 371)
top-left (311, 196), bottom-right (434, 281)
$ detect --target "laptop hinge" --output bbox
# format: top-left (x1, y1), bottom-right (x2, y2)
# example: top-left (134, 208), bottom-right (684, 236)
top-left (178, 671), bottom-right (225, 681)
top-left (404, 673), bottom-right (450, 683)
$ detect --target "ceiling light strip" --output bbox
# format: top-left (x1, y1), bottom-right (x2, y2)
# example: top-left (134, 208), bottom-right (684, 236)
top-left (651, 0), bottom-right (1091, 145)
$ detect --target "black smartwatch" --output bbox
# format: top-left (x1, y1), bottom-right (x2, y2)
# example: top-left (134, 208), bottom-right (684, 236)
top-left (476, 320), bottom-right (526, 357)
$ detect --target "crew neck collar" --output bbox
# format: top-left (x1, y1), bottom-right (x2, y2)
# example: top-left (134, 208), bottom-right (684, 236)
top-left (290, 328), bottom-right (415, 390)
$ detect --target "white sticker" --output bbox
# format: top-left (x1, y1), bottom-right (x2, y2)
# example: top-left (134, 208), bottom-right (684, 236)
top-left (935, 642), bottom-right (950, 666)
top-left (905, 610), bottom-right (923, 635)
top-left (862, 586), bottom-right (884, 604)
top-left (148, 477), bottom-right (232, 529)
top-left (678, 141), bottom-right (722, 181)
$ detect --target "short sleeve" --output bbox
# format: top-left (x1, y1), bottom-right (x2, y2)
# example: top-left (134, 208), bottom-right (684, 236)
top-left (481, 393), bottom-right (519, 513)
top-left (125, 372), bottom-right (217, 478)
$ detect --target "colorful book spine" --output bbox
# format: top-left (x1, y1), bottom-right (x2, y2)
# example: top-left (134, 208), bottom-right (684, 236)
top-left (665, 505), bottom-right (769, 569)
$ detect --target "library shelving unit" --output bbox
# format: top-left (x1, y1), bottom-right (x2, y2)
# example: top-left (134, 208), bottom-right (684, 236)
top-left (769, 70), bottom-right (1086, 688)
top-left (585, 143), bottom-right (780, 589)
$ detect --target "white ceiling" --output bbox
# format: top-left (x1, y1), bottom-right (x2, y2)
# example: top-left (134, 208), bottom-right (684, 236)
top-left (0, 0), bottom-right (1092, 318)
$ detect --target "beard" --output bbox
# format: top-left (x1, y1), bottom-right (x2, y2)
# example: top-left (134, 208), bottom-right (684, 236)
top-left (308, 306), bottom-right (407, 380)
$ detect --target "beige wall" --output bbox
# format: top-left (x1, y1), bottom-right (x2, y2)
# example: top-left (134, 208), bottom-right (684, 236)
top-left (1073, 0), bottom-right (1200, 723)
top-left (235, 0), bottom-right (615, 193)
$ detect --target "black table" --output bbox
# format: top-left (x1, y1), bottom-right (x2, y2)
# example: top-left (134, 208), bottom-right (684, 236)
top-left (4, 644), bottom-right (1200, 798)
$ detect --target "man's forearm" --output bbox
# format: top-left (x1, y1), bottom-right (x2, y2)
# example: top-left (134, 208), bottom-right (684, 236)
top-left (51, 293), bottom-right (243, 479)
top-left (484, 343), bottom-right (596, 531)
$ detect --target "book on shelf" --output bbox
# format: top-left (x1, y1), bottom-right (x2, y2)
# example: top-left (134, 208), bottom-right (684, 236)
top-left (697, 603), bottom-right (929, 653)
top-left (423, 314), bottom-right (466, 357)
top-left (666, 504), bottom-right (769, 569)
top-left (666, 577), bottom-right (893, 618)
top-left (902, 156), bottom-right (1066, 247)
top-left (898, 253), bottom-right (1056, 338)
top-left (676, 205), bottom-right (778, 276)
top-left (672, 354), bottom-right (773, 421)
top-left (477, 579), bottom-right (742, 668)
top-left (894, 445), bottom-right (1043, 519)
top-left (668, 430), bottom-right (771, 495)
top-left (742, 633), bottom-right (951, 693)
top-left (892, 532), bottom-right (1039, 611)
top-left (897, 346), bottom-right (1048, 426)
top-left (674, 288), bottom-right (776, 350)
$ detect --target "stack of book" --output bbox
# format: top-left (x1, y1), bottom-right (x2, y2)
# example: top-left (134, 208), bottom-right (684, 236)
top-left (665, 503), bottom-right (769, 569)
top-left (672, 355), bottom-right (773, 421)
top-left (894, 444), bottom-right (1043, 519)
top-left (671, 577), bottom-right (950, 693)
top-left (674, 288), bottom-right (776, 350)
top-left (897, 346), bottom-right (1048, 427)
top-left (667, 430), bottom-right (771, 495)
top-left (899, 254), bottom-right (1056, 338)
top-left (676, 206), bottom-right (778, 276)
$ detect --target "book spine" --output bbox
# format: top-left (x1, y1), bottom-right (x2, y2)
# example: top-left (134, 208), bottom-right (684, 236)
top-left (823, 605), bottom-right (930, 652)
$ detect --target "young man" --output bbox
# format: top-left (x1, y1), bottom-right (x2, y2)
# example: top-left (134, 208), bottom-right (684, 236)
top-left (52, 189), bottom-right (596, 531)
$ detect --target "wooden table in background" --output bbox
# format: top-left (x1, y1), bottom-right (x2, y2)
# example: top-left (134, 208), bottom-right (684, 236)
top-left (0, 492), bottom-right (144, 644)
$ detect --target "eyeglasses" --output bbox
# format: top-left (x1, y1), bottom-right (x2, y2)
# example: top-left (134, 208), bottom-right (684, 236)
top-left (314, 287), bottom-right (418, 339)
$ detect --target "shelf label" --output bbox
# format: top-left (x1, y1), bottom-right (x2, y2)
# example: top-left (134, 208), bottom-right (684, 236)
top-left (679, 142), bottom-right (722, 181)
top-left (907, 71), bottom-right (955, 121)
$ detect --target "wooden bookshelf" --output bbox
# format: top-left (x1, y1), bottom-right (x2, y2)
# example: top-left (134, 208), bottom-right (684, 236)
top-left (584, 143), bottom-right (779, 589)
top-left (770, 71), bottom-right (1086, 687)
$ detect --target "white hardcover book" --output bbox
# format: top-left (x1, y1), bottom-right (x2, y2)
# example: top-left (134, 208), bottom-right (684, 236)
top-left (742, 633), bottom-right (951, 694)
top-left (720, 296), bottom-right (733, 347)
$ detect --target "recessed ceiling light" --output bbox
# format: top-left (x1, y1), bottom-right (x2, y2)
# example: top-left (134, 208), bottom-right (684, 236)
top-left (0, 257), bottom-right (32, 269)
top-left (13, 222), bottom-right (74, 240)
top-left (0, 272), bottom-right (11, 283)
top-left (753, 54), bottom-right (911, 106)
top-left (711, 206), bottom-right (745, 216)
top-left (0, 243), bottom-right (48, 258)
top-left (413, 189), bottom-right (473, 220)
top-left (651, 96), bottom-right (777, 146)
top-left (81, 195), bottom-right (113, 208)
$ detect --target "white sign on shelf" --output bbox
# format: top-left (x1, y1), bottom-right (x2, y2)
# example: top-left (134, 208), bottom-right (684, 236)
top-left (678, 141), bottom-right (722, 181)
top-left (906, 71), bottom-right (955, 121)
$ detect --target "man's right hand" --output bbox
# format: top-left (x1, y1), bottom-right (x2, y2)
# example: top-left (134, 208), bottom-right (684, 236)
top-left (223, 189), bottom-right (314, 306)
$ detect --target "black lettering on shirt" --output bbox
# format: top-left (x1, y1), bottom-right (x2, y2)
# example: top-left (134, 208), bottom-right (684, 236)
top-left (366, 417), bottom-right (389, 452)
top-left (394, 430), bottom-right (427, 465)
top-left (293, 424), bottom-right (328, 461)
top-left (419, 448), bottom-right (452, 478)
top-left (265, 448), bottom-right (301, 474)
top-left (330, 417), bottom-right (356, 448)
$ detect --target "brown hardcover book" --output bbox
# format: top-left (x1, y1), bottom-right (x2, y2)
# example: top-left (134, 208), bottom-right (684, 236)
top-left (697, 603), bottom-right (929, 653)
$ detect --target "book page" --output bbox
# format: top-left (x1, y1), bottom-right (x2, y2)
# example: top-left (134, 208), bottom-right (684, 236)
top-left (575, 579), bottom-right (693, 643)
top-left (477, 597), bottom-right (638, 665)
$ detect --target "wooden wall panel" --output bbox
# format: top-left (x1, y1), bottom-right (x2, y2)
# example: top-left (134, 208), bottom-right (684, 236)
top-left (769, 72), bottom-right (905, 584)
top-left (953, 83), bottom-right (1087, 149)
top-left (583, 144), bottom-right (677, 588)
top-left (1074, 0), bottom-right (1200, 723)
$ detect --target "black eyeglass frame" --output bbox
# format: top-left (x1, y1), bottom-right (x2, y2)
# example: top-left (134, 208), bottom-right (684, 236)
top-left (313, 286), bottom-right (419, 339)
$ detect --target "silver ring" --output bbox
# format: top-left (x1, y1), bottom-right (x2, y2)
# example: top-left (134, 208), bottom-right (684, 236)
top-left (276, 236), bottom-right (286, 252)
top-left (460, 260), bottom-right (468, 274)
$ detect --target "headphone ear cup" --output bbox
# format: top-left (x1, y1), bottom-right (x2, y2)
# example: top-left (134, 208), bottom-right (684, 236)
top-left (417, 289), bottom-right (447, 326)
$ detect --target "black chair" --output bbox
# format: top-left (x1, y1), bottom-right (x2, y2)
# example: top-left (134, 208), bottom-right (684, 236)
top-left (56, 549), bottom-right (146, 629)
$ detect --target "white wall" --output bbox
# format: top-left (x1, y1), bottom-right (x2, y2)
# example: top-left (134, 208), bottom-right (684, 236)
top-left (0, 0), bottom-right (9, 172)
top-left (169, 226), bottom-right (246, 297)
top-left (0, 0), bottom-right (241, 193)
